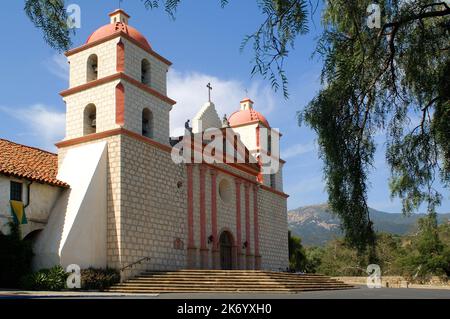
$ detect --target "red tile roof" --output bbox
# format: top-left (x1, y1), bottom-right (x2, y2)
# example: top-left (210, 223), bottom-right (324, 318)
top-left (0, 139), bottom-right (68, 188)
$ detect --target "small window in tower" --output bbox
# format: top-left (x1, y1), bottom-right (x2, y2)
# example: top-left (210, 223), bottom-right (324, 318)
top-left (87, 54), bottom-right (98, 82)
top-left (270, 174), bottom-right (276, 189)
top-left (142, 108), bottom-right (153, 138)
top-left (10, 181), bottom-right (23, 202)
top-left (83, 104), bottom-right (97, 135)
top-left (141, 59), bottom-right (151, 85)
top-left (267, 134), bottom-right (272, 156)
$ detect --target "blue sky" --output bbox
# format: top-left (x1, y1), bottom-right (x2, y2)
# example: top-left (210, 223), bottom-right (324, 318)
top-left (0, 1), bottom-right (448, 213)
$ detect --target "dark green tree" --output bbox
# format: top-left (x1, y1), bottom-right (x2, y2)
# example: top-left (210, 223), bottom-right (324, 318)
top-left (24, 0), bottom-right (450, 254)
top-left (288, 231), bottom-right (307, 271)
top-left (397, 213), bottom-right (450, 278)
top-left (0, 223), bottom-right (34, 288)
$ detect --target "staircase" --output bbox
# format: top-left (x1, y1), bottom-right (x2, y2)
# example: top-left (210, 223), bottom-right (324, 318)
top-left (107, 270), bottom-right (354, 293)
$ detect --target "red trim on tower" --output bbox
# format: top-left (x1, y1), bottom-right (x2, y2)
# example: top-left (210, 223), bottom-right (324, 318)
top-left (60, 72), bottom-right (176, 106)
top-left (115, 83), bottom-right (125, 126)
top-left (65, 32), bottom-right (172, 66)
top-left (116, 40), bottom-right (125, 72)
top-left (235, 178), bottom-right (242, 269)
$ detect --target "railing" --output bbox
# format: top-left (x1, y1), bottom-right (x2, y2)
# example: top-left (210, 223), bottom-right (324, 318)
top-left (120, 256), bottom-right (151, 272)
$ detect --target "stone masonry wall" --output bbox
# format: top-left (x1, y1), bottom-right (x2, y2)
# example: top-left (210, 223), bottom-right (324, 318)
top-left (68, 38), bottom-right (119, 88)
top-left (63, 80), bottom-right (120, 140)
top-left (258, 188), bottom-right (289, 271)
top-left (122, 82), bottom-right (171, 145)
top-left (122, 38), bottom-right (169, 96)
top-left (119, 134), bottom-right (187, 276)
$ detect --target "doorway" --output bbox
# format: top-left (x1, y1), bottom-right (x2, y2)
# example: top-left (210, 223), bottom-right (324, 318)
top-left (219, 231), bottom-right (233, 270)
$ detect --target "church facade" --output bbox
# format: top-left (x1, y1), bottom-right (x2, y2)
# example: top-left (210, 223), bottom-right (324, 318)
top-left (0, 10), bottom-right (289, 279)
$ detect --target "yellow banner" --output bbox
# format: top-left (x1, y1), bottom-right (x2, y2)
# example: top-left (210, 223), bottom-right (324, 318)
top-left (10, 200), bottom-right (27, 224)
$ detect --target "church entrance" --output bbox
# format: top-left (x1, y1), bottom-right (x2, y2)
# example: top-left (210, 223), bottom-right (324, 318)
top-left (219, 231), bottom-right (233, 270)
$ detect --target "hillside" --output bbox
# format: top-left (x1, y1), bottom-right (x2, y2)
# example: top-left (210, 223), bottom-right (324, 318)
top-left (288, 204), bottom-right (450, 246)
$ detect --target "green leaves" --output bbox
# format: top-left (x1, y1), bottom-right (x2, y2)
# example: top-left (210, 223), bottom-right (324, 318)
top-left (20, 266), bottom-right (68, 291)
top-left (301, 0), bottom-right (450, 253)
top-left (241, 0), bottom-right (310, 99)
top-left (24, 0), bottom-right (73, 52)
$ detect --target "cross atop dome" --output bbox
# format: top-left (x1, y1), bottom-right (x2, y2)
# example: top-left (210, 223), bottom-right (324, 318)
top-left (109, 9), bottom-right (130, 25)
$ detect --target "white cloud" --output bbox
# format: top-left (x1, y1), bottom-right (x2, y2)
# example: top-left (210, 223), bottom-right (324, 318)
top-left (168, 69), bottom-right (277, 137)
top-left (0, 104), bottom-right (65, 151)
top-left (45, 54), bottom-right (69, 81)
top-left (282, 142), bottom-right (316, 159)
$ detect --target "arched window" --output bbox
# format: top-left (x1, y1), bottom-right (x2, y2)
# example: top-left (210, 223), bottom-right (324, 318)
top-left (87, 54), bottom-right (98, 82)
top-left (142, 108), bottom-right (153, 138)
top-left (83, 104), bottom-right (97, 135)
top-left (141, 59), bottom-right (151, 85)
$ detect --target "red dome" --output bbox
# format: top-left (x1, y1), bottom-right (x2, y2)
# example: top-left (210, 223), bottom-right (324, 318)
top-left (228, 108), bottom-right (270, 128)
top-left (86, 22), bottom-right (152, 51)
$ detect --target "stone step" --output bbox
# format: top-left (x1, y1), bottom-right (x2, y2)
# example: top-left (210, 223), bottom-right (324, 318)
top-left (139, 274), bottom-right (331, 280)
top-left (143, 270), bottom-right (327, 277)
top-left (113, 281), bottom-right (348, 287)
top-left (107, 286), bottom-right (352, 293)
top-left (129, 277), bottom-right (338, 284)
top-left (107, 270), bottom-right (354, 293)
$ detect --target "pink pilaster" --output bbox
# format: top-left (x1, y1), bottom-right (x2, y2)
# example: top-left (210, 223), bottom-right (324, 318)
top-left (186, 164), bottom-right (196, 268)
top-left (210, 169), bottom-right (219, 269)
top-left (244, 183), bottom-right (253, 269)
top-left (253, 184), bottom-right (261, 269)
top-left (235, 178), bottom-right (243, 269)
top-left (199, 166), bottom-right (208, 268)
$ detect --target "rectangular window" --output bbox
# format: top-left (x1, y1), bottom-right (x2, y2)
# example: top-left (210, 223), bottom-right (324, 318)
top-left (270, 174), bottom-right (276, 189)
top-left (10, 181), bottom-right (23, 201)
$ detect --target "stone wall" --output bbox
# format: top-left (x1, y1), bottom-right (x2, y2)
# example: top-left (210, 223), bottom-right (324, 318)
top-left (122, 82), bottom-right (171, 145)
top-left (68, 38), bottom-right (119, 88)
top-left (122, 38), bottom-right (169, 96)
top-left (258, 188), bottom-right (289, 271)
top-left (118, 134), bottom-right (187, 277)
top-left (64, 80), bottom-right (120, 140)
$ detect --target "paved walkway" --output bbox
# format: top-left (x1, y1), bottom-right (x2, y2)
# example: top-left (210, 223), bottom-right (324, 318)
top-left (1, 286), bottom-right (449, 299)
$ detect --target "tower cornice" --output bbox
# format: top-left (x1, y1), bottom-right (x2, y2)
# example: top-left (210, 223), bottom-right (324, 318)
top-left (59, 72), bottom-right (176, 106)
top-left (64, 31), bottom-right (172, 66)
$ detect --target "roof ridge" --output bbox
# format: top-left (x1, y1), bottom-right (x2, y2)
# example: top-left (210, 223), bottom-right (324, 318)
top-left (0, 138), bottom-right (57, 156)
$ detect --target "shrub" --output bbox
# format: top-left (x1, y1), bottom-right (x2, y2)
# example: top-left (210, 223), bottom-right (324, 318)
top-left (81, 268), bottom-right (120, 291)
top-left (20, 266), bottom-right (68, 291)
top-left (0, 223), bottom-right (33, 288)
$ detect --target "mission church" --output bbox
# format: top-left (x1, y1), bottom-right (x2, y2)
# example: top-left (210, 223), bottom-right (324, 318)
top-left (0, 9), bottom-right (289, 278)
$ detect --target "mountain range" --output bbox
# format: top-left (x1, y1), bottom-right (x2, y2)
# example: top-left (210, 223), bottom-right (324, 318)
top-left (288, 204), bottom-right (450, 246)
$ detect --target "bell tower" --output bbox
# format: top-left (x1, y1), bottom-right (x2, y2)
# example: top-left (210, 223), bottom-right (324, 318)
top-left (60, 9), bottom-right (176, 146)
